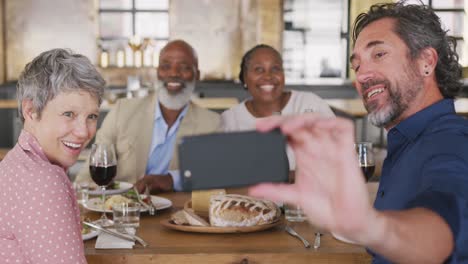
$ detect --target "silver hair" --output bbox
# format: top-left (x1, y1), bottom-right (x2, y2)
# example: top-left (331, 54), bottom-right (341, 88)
top-left (17, 48), bottom-right (105, 122)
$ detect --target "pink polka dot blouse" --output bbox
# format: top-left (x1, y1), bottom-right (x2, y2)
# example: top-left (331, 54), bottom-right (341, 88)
top-left (0, 130), bottom-right (86, 263)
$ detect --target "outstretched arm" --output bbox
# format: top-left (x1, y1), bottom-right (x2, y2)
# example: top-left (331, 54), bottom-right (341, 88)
top-left (249, 114), bottom-right (453, 263)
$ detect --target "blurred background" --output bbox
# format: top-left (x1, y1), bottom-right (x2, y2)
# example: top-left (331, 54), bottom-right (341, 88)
top-left (0, 0), bottom-right (467, 165)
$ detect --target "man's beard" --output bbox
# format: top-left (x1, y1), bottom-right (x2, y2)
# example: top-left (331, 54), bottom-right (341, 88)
top-left (366, 79), bottom-right (404, 128)
top-left (365, 62), bottom-right (424, 128)
top-left (156, 79), bottom-right (196, 110)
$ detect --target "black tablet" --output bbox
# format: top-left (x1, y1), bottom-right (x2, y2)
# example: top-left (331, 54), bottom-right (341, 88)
top-left (178, 129), bottom-right (289, 191)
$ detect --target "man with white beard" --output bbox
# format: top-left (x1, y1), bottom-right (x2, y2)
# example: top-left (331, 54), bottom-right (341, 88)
top-left (75, 40), bottom-right (220, 193)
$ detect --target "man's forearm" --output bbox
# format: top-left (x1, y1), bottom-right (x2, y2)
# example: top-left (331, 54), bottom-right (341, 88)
top-left (366, 208), bottom-right (453, 263)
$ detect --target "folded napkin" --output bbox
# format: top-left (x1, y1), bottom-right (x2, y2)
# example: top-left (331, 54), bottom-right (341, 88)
top-left (95, 227), bottom-right (136, 249)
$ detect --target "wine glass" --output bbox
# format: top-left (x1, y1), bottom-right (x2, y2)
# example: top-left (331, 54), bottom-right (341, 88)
top-left (355, 142), bottom-right (375, 182)
top-left (89, 143), bottom-right (117, 226)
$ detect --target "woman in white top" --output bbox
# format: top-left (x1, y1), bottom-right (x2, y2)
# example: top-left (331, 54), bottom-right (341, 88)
top-left (221, 44), bottom-right (335, 170)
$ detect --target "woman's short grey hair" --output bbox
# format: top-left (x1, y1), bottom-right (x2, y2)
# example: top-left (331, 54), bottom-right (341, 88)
top-left (17, 48), bottom-right (105, 122)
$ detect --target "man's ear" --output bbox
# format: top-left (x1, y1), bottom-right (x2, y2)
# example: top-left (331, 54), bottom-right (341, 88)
top-left (418, 47), bottom-right (438, 76)
top-left (22, 99), bottom-right (37, 121)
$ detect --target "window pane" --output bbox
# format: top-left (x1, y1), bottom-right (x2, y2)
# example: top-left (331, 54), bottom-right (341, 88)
top-left (283, 31), bottom-right (306, 82)
top-left (100, 13), bottom-right (133, 38)
top-left (135, 13), bottom-right (169, 38)
top-left (432, 0), bottom-right (464, 8)
top-left (135, 0), bottom-right (169, 10)
top-left (283, 0), bottom-right (345, 83)
top-left (100, 0), bottom-right (132, 9)
top-left (436, 12), bottom-right (464, 36)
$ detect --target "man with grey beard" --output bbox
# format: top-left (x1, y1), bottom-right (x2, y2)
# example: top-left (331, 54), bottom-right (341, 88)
top-left (75, 40), bottom-right (220, 193)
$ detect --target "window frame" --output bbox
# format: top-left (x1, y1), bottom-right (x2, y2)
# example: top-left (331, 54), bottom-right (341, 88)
top-left (282, 0), bottom-right (351, 82)
top-left (98, 0), bottom-right (170, 42)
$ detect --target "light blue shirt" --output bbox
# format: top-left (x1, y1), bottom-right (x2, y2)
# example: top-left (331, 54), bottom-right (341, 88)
top-left (145, 101), bottom-right (188, 191)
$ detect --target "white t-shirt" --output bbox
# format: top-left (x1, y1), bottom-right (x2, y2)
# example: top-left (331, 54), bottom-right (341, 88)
top-left (221, 90), bottom-right (335, 170)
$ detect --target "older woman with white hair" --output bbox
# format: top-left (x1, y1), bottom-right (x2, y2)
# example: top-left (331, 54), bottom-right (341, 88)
top-left (0, 48), bottom-right (105, 263)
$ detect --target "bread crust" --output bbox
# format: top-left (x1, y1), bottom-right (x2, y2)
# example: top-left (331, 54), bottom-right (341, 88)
top-left (209, 194), bottom-right (280, 227)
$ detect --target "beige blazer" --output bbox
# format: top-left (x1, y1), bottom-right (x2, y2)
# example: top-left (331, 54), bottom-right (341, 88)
top-left (75, 94), bottom-right (221, 184)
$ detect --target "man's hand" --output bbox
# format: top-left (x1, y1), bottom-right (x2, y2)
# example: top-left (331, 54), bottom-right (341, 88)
top-left (249, 114), bottom-right (377, 244)
top-left (135, 174), bottom-right (174, 194)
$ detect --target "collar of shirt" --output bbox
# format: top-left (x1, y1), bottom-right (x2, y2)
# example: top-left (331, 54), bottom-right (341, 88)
top-left (386, 99), bottom-right (455, 153)
top-left (17, 129), bottom-right (50, 164)
top-left (149, 101), bottom-right (189, 151)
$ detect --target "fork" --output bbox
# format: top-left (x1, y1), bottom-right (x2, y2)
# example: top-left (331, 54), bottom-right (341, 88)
top-left (285, 225), bottom-right (311, 248)
top-left (144, 184), bottom-right (156, 215)
top-left (115, 225), bottom-right (149, 248)
top-left (133, 187), bottom-right (155, 215)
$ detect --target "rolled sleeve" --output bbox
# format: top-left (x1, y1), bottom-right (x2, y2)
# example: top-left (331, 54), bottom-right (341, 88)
top-left (169, 170), bottom-right (183, 191)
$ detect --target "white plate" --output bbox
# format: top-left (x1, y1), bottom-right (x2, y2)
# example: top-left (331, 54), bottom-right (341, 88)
top-left (82, 229), bottom-right (99, 241)
top-left (83, 195), bottom-right (172, 213)
top-left (331, 232), bottom-right (357, 244)
top-left (87, 181), bottom-right (133, 195)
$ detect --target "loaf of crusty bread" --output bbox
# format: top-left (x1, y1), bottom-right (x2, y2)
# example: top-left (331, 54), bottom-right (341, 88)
top-left (209, 194), bottom-right (280, 227)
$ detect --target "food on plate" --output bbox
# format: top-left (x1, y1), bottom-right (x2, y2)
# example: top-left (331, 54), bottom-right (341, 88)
top-left (125, 189), bottom-right (151, 204)
top-left (104, 194), bottom-right (133, 210)
top-left (81, 225), bottom-right (91, 235)
top-left (209, 194), bottom-right (281, 227)
top-left (81, 217), bottom-right (92, 235)
top-left (171, 209), bottom-right (210, 226)
top-left (169, 194), bottom-right (280, 228)
top-left (191, 189), bottom-right (226, 217)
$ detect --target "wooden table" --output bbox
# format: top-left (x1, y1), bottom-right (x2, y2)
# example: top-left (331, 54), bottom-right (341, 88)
top-left (84, 185), bottom-right (378, 264)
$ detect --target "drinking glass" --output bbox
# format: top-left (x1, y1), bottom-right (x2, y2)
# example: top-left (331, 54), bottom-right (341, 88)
top-left (73, 182), bottom-right (89, 205)
top-left (112, 202), bottom-right (141, 228)
top-left (89, 143), bottom-right (117, 226)
top-left (284, 173), bottom-right (307, 222)
top-left (355, 142), bottom-right (375, 182)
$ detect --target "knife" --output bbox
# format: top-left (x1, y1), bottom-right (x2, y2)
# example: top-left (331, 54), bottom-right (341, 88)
top-left (313, 232), bottom-right (322, 250)
top-left (83, 221), bottom-right (135, 243)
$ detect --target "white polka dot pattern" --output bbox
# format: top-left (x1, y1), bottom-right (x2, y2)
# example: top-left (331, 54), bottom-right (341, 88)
top-left (0, 130), bottom-right (87, 263)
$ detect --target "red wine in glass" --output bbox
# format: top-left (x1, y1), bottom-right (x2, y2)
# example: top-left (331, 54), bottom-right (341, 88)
top-left (355, 142), bottom-right (375, 182)
top-left (360, 165), bottom-right (375, 182)
top-left (90, 165), bottom-right (117, 186)
top-left (89, 143), bottom-right (117, 226)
